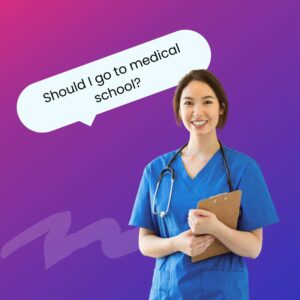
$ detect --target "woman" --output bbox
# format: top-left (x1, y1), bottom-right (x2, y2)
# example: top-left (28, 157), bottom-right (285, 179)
top-left (129, 69), bottom-right (279, 299)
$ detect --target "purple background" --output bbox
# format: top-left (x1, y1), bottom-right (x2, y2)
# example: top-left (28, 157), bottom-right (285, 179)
top-left (1, 0), bottom-right (299, 299)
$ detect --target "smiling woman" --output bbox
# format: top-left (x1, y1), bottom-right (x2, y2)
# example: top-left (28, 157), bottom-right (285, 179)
top-left (173, 70), bottom-right (228, 129)
top-left (129, 69), bottom-right (279, 300)
top-left (179, 81), bottom-right (224, 135)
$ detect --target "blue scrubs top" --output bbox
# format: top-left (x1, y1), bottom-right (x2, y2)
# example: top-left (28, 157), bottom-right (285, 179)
top-left (129, 145), bottom-right (279, 300)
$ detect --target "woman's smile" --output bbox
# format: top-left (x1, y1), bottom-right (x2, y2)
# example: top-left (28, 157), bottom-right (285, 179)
top-left (191, 120), bottom-right (208, 128)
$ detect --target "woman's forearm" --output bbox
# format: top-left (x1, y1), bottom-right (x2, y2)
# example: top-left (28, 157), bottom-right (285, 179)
top-left (139, 234), bottom-right (178, 258)
top-left (212, 221), bottom-right (262, 259)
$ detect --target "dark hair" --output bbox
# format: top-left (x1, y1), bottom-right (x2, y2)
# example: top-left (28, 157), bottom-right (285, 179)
top-left (173, 69), bottom-right (228, 128)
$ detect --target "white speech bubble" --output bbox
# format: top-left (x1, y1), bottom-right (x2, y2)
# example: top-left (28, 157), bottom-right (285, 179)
top-left (17, 30), bottom-right (211, 133)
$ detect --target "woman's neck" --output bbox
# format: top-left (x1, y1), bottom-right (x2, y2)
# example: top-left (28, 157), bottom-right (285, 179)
top-left (183, 132), bottom-right (220, 160)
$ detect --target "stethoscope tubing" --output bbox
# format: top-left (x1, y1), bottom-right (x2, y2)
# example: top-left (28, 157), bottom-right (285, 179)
top-left (152, 140), bottom-right (233, 218)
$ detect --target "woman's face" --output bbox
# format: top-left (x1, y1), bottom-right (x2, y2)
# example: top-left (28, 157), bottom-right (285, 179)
top-left (179, 80), bottom-right (224, 136)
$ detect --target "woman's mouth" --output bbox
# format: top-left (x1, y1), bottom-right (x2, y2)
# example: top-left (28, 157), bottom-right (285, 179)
top-left (192, 120), bottom-right (208, 128)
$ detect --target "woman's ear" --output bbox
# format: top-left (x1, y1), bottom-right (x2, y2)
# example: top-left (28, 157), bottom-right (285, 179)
top-left (178, 109), bottom-right (182, 120)
top-left (219, 102), bottom-right (225, 115)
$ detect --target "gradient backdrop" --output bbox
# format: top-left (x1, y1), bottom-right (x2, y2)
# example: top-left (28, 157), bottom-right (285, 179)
top-left (1, 0), bottom-right (299, 299)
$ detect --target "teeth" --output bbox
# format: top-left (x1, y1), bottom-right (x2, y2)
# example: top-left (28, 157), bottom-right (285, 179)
top-left (193, 121), bottom-right (207, 126)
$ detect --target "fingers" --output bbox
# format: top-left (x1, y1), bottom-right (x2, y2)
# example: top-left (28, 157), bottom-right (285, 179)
top-left (203, 235), bottom-right (215, 244)
top-left (194, 236), bottom-right (215, 255)
top-left (195, 242), bottom-right (211, 256)
top-left (182, 232), bottom-right (215, 256)
top-left (189, 209), bottom-right (212, 217)
top-left (200, 236), bottom-right (215, 249)
top-left (194, 234), bottom-right (214, 246)
top-left (188, 214), bottom-right (201, 227)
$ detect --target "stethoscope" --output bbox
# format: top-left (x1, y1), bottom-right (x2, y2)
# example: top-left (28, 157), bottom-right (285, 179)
top-left (152, 140), bottom-right (234, 218)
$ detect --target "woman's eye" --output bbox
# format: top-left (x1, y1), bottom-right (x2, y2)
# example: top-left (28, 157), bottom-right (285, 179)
top-left (204, 100), bottom-right (213, 105)
top-left (184, 101), bottom-right (192, 106)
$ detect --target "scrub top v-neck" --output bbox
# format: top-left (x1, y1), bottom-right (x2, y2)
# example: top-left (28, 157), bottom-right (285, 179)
top-left (176, 148), bottom-right (221, 191)
top-left (129, 145), bottom-right (279, 300)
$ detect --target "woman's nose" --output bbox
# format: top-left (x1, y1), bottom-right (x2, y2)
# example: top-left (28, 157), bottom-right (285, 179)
top-left (193, 103), bottom-right (204, 115)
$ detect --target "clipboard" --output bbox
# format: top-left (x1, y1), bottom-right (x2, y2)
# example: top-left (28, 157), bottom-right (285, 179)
top-left (191, 190), bottom-right (242, 263)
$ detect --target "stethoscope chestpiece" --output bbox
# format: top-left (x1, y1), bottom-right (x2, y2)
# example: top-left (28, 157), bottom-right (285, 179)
top-left (160, 211), bottom-right (166, 218)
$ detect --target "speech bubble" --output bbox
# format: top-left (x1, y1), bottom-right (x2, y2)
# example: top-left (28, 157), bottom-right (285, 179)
top-left (17, 30), bottom-right (211, 133)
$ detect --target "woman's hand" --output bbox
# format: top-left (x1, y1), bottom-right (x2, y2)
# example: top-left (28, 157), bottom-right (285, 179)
top-left (175, 229), bottom-right (215, 257)
top-left (188, 209), bottom-right (221, 235)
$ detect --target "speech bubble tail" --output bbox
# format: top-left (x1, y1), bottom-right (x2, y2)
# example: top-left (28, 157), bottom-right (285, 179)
top-left (79, 113), bottom-right (96, 126)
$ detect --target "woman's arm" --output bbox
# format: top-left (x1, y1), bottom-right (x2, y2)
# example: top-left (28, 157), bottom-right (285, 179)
top-left (188, 209), bottom-right (263, 259)
top-left (213, 224), bottom-right (262, 259)
top-left (139, 228), bottom-right (177, 258)
top-left (139, 227), bottom-right (215, 259)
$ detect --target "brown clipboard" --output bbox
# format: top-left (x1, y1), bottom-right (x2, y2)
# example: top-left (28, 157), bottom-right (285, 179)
top-left (191, 190), bottom-right (242, 263)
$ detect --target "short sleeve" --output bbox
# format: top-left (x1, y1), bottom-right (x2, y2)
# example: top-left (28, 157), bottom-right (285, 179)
top-left (129, 165), bottom-right (156, 231)
top-left (237, 160), bottom-right (279, 231)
